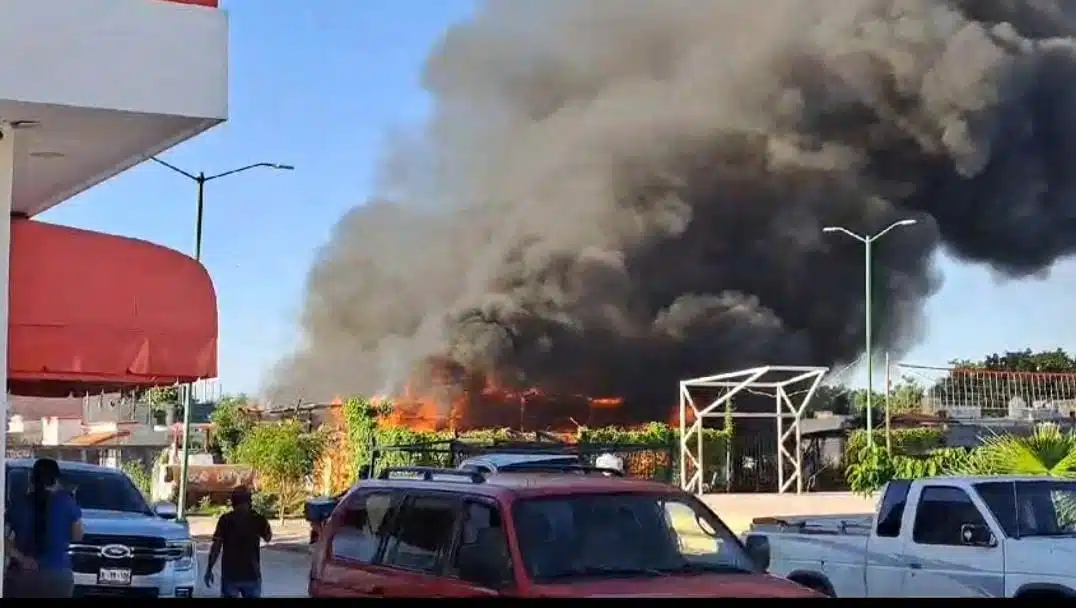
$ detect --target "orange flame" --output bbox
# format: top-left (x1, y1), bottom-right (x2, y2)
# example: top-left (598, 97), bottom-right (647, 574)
top-left (376, 357), bottom-right (628, 432)
top-left (667, 403), bottom-right (697, 426)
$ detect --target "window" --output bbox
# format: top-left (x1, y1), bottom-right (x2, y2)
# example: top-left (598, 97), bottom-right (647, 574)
top-left (974, 482), bottom-right (1017, 537)
top-left (875, 480), bottom-right (912, 538)
top-left (512, 494), bottom-right (756, 582)
top-left (912, 486), bottom-right (989, 546)
top-left (331, 492), bottom-right (396, 563)
top-left (450, 501), bottom-right (513, 586)
top-left (383, 495), bottom-right (459, 573)
top-left (978, 480), bottom-right (1076, 538)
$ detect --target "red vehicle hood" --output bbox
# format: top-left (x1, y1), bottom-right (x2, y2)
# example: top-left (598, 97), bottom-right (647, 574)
top-left (531, 573), bottom-right (822, 598)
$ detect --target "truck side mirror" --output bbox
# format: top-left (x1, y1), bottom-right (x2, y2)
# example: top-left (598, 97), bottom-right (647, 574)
top-left (744, 534), bottom-right (771, 571)
top-left (152, 501), bottom-right (178, 520)
top-left (960, 523), bottom-right (996, 547)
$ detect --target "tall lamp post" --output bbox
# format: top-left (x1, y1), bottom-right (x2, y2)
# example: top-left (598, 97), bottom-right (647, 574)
top-left (151, 156), bottom-right (293, 520)
top-left (822, 219), bottom-right (917, 448)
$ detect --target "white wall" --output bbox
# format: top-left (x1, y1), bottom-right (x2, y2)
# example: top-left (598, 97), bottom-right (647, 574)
top-left (0, 0), bottom-right (228, 119)
top-left (41, 416), bottom-right (83, 445)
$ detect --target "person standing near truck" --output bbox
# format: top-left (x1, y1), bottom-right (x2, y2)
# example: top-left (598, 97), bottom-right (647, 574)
top-left (7, 458), bottom-right (84, 598)
top-left (203, 487), bottom-right (272, 598)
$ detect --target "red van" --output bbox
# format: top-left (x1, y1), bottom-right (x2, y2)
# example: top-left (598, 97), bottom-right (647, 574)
top-left (307, 466), bottom-right (822, 598)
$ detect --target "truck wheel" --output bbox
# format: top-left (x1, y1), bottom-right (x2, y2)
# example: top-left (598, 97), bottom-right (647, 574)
top-left (1016, 591), bottom-right (1066, 600)
top-left (788, 574), bottom-right (834, 597)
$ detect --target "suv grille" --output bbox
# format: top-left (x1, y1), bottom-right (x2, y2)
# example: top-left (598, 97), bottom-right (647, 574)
top-left (69, 534), bottom-right (180, 576)
top-left (74, 585), bottom-right (160, 598)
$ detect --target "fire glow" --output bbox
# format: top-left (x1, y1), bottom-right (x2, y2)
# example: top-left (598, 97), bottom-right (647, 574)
top-left (369, 357), bottom-right (630, 432)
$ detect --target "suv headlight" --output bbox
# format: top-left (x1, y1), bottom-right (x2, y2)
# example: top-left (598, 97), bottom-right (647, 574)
top-left (168, 540), bottom-right (195, 571)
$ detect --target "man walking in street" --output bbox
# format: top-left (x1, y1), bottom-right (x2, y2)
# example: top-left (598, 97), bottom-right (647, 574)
top-left (203, 487), bottom-right (272, 598)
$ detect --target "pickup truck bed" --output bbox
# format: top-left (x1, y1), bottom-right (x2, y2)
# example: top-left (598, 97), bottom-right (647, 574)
top-left (747, 476), bottom-right (1076, 598)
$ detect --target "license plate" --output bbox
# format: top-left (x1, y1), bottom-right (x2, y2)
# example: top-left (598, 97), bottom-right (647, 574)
top-left (97, 568), bottom-right (132, 586)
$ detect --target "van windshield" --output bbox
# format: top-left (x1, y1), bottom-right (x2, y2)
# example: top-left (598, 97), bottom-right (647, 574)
top-left (7, 466), bottom-right (151, 515)
top-left (512, 493), bottom-right (757, 582)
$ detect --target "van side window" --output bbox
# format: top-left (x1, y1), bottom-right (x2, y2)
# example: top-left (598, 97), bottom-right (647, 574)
top-left (449, 501), bottom-right (513, 586)
top-left (383, 495), bottom-right (460, 573)
top-left (331, 492), bottom-right (396, 563)
top-left (875, 480), bottom-right (912, 538)
top-left (912, 486), bottom-right (989, 546)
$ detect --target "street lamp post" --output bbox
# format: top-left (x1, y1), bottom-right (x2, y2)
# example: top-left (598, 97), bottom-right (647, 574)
top-left (151, 156), bottom-right (293, 520)
top-left (822, 219), bottom-right (917, 448)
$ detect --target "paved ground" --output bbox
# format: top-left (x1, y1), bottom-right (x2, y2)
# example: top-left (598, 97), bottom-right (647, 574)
top-left (194, 543), bottom-right (310, 598)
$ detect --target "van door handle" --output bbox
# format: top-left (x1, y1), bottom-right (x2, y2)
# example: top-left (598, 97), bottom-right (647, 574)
top-left (907, 562), bottom-right (922, 570)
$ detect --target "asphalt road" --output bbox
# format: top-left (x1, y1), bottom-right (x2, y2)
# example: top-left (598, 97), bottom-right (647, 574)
top-left (195, 544), bottom-right (310, 598)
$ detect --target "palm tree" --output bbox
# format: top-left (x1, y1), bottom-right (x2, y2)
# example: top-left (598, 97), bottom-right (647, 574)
top-left (943, 424), bottom-right (1076, 528)
top-left (960, 423), bottom-right (1076, 478)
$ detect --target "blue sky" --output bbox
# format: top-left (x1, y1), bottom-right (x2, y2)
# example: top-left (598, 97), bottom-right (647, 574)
top-left (39, 0), bottom-right (1076, 396)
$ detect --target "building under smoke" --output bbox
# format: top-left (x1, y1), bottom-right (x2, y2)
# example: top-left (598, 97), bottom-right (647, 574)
top-left (268, 0), bottom-right (1076, 429)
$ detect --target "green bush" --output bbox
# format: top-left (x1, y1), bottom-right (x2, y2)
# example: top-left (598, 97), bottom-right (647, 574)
top-left (209, 395), bottom-right (258, 463)
top-left (844, 423), bottom-right (1076, 494)
top-left (845, 445), bottom-right (897, 496)
top-left (189, 495), bottom-right (228, 517)
top-left (121, 460), bottom-right (153, 499)
top-left (235, 419), bottom-right (326, 522)
top-left (250, 491), bottom-right (305, 520)
top-left (845, 427), bottom-right (945, 459)
top-left (844, 428), bottom-right (959, 495)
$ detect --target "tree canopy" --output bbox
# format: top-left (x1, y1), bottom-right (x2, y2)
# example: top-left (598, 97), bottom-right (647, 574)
top-left (209, 394), bottom-right (258, 463)
top-left (235, 419), bottom-right (324, 522)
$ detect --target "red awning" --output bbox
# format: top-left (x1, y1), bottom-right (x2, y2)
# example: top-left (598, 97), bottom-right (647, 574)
top-left (8, 219), bottom-right (217, 396)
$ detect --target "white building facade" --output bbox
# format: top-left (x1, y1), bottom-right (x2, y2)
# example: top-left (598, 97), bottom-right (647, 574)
top-left (0, 0), bottom-right (228, 593)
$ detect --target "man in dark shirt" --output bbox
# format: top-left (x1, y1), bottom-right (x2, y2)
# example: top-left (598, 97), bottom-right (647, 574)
top-left (203, 487), bottom-right (272, 598)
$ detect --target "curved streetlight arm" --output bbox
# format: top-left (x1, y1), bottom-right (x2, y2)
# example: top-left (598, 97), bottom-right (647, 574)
top-left (149, 156), bottom-right (198, 181)
top-left (870, 219), bottom-right (918, 242)
top-left (205, 162), bottom-right (294, 182)
top-left (822, 226), bottom-right (867, 243)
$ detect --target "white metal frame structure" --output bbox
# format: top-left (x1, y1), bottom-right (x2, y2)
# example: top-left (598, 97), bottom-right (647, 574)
top-left (679, 365), bottom-right (828, 496)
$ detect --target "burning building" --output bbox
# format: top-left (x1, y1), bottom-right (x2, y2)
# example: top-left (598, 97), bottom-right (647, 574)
top-left (269, 0), bottom-right (1076, 431)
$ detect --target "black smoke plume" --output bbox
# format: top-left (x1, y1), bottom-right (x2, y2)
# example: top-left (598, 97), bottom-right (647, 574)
top-left (267, 0), bottom-right (1076, 423)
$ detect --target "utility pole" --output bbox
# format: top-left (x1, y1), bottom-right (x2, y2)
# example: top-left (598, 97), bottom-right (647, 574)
top-left (150, 156), bottom-right (293, 520)
top-left (822, 219), bottom-right (917, 447)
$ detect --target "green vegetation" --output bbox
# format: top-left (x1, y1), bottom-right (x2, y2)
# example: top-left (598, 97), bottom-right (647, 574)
top-left (234, 419), bottom-right (326, 523)
top-left (121, 460), bottom-right (153, 498)
top-left (845, 423), bottom-right (1076, 495)
top-left (208, 394), bottom-right (258, 462)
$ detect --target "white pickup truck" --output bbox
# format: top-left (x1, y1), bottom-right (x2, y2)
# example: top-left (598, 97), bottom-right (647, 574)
top-left (744, 476), bottom-right (1076, 598)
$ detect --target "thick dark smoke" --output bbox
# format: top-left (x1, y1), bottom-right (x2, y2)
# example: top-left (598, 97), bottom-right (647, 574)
top-left (268, 0), bottom-right (1076, 421)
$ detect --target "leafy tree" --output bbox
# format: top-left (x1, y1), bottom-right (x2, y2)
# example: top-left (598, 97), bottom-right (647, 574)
top-left (852, 377), bottom-right (924, 415)
top-left (143, 385), bottom-right (181, 420)
top-left (235, 420), bottom-right (325, 523)
top-left (209, 394), bottom-right (258, 463)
